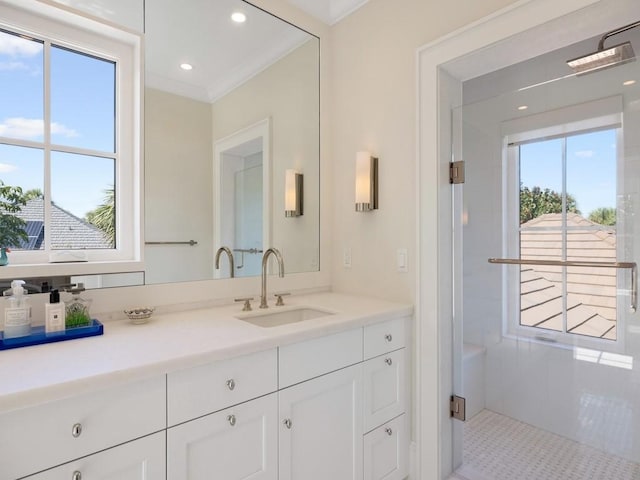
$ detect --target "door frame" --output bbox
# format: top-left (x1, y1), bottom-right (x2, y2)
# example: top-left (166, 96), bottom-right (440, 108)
top-left (412, 0), bottom-right (640, 477)
top-left (213, 118), bottom-right (272, 278)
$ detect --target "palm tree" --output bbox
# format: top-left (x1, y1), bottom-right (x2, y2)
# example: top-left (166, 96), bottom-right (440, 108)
top-left (588, 207), bottom-right (616, 226)
top-left (85, 187), bottom-right (115, 246)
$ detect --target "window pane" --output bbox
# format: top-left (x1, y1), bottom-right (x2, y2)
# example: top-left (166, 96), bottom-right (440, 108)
top-left (50, 45), bottom-right (115, 152)
top-left (567, 129), bottom-right (617, 226)
top-left (567, 129), bottom-right (617, 340)
top-left (0, 144), bottom-right (44, 250)
top-left (51, 151), bottom-right (114, 249)
top-left (0, 30), bottom-right (44, 142)
top-left (519, 139), bottom-right (564, 333)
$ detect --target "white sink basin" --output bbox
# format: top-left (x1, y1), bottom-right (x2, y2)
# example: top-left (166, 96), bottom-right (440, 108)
top-left (236, 307), bottom-right (334, 328)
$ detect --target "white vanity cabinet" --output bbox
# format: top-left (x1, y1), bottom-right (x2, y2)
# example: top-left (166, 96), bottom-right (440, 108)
top-left (25, 432), bottom-right (165, 480)
top-left (167, 393), bottom-right (278, 480)
top-left (0, 376), bottom-right (166, 480)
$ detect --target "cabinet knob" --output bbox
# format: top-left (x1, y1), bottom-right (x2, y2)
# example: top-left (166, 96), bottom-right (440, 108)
top-left (226, 379), bottom-right (236, 391)
top-left (283, 418), bottom-right (292, 429)
top-left (227, 414), bottom-right (236, 426)
top-left (385, 334), bottom-right (393, 342)
top-left (385, 427), bottom-right (393, 436)
top-left (385, 357), bottom-right (393, 366)
top-left (72, 471), bottom-right (82, 480)
top-left (71, 423), bottom-right (83, 438)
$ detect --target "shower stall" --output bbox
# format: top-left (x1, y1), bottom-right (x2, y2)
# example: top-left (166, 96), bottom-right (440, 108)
top-left (449, 15), bottom-right (640, 480)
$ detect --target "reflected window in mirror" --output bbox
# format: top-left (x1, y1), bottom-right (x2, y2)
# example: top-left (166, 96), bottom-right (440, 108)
top-left (0, 4), bottom-right (141, 272)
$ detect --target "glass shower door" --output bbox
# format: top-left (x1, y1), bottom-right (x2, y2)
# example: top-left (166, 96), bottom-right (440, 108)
top-left (452, 50), bottom-right (640, 480)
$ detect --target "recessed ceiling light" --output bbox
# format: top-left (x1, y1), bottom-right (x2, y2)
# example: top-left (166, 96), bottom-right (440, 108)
top-left (517, 105), bottom-right (528, 111)
top-left (180, 63), bottom-right (193, 71)
top-left (623, 80), bottom-right (636, 86)
top-left (231, 12), bottom-right (246, 23)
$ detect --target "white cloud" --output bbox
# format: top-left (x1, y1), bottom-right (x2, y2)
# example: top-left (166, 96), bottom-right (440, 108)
top-left (574, 150), bottom-right (595, 158)
top-left (0, 34), bottom-right (42, 57)
top-left (0, 163), bottom-right (17, 174)
top-left (0, 61), bottom-right (29, 71)
top-left (0, 118), bottom-right (78, 140)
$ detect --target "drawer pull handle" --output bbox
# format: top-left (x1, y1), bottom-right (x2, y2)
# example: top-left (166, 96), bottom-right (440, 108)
top-left (385, 334), bottom-right (393, 342)
top-left (385, 427), bottom-right (393, 436)
top-left (72, 471), bottom-right (82, 480)
top-left (228, 414), bottom-right (236, 426)
top-left (71, 423), bottom-right (83, 438)
top-left (226, 379), bottom-right (236, 391)
top-left (283, 418), bottom-right (292, 429)
top-left (385, 357), bottom-right (393, 366)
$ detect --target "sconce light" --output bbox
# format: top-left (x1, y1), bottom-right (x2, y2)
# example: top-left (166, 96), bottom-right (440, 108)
top-left (355, 151), bottom-right (378, 212)
top-left (285, 169), bottom-right (303, 217)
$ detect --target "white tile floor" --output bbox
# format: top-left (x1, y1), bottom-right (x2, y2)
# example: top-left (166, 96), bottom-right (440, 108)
top-left (451, 409), bottom-right (640, 480)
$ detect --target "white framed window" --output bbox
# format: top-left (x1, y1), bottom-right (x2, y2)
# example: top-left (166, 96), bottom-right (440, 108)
top-left (0, 1), bottom-right (142, 276)
top-left (502, 97), bottom-right (629, 349)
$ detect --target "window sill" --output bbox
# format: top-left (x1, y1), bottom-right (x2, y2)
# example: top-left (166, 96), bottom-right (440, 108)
top-left (0, 261), bottom-right (144, 281)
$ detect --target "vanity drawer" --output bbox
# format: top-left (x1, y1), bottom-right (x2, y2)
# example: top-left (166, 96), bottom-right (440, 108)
top-left (279, 327), bottom-right (363, 388)
top-left (363, 414), bottom-right (409, 480)
top-left (0, 375), bottom-right (166, 480)
top-left (167, 348), bottom-right (277, 426)
top-left (363, 317), bottom-right (406, 360)
top-left (363, 348), bottom-right (406, 433)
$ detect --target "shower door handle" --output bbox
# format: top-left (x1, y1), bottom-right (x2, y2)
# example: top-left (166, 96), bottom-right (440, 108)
top-left (488, 258), bottom-right (637, 313)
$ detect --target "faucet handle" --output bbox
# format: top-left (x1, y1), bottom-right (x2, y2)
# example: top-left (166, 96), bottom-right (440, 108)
top-left (234, 297), bottom-right (253, 311)
top-left (274, 292), bottom-right (290, 306)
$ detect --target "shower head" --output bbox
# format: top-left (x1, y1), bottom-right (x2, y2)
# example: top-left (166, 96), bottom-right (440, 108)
top-left (567, 20), bottom-right (640, 76)
top-left (567, 42), bottom-right (635, 75)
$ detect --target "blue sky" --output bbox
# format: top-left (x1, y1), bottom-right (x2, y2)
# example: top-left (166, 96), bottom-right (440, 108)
top-left (0, 29), bottom-right (115, 218)
top-left (520, 128), bottom-right (617, 217)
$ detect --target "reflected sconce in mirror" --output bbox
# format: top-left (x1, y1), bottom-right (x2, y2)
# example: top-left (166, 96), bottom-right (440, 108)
top-left (355, 151), bottom-right (378, 212)
top-left (285, 169), bottom-right (303, 217)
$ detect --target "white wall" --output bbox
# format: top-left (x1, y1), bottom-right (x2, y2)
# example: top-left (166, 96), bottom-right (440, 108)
top-left (144, 88), bottom-right (214, 284)
top-left (328, 0), bottom-right (518, 304)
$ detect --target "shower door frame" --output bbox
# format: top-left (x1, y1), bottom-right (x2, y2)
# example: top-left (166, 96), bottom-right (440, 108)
top-left (414, 0), bottom-right (638, 478)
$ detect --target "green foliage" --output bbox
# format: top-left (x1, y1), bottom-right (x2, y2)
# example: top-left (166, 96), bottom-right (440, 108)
top-left (588, 207), bottom-right (616, 226)
top-left (85, 187), bottom-right (115, 246)
top-left (0, 181), bottom-right (28, 248)
top-left (23, 188), bottom-right (44, 201)
top-left (520, 185), bottom-right (579, 224)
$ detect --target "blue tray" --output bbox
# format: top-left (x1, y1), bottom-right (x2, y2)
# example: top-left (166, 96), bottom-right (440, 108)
top-left (0, 320), bottom-right (103, 350)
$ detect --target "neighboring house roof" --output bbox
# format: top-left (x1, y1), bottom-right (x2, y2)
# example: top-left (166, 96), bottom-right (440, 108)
top-left (11, 198), bottom-right (111, 250)
top-left (519, 212), bottom-right (617, 339)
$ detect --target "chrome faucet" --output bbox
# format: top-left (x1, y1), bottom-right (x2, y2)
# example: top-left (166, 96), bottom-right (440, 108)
top-left (215, 246), bottom-right (235, 278)
top-left (260, 248), bottom-right (284, 308)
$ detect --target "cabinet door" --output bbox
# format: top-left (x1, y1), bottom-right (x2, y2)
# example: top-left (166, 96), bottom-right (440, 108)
top-left (363, 414), bottom-right (408, 480)
top-left (26, 432), bottom-right (165, 480)
top-left (363, 348), bottom-right (406, 432)
top-left (167, 393), bottom-right (277, 480)
top-left (279, 363), bottom-right (363, 480)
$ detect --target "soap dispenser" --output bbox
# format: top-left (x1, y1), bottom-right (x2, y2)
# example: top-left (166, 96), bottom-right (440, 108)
top-left (3, 280), bottom-right (32, 338)
top-left (45, 289), bottom-right (66, 333)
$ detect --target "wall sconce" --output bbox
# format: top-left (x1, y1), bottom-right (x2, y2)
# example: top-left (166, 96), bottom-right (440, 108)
top-left (355, 151), bottom-right (378, 212)
top-left (285, 169), bottom-right (303, 217)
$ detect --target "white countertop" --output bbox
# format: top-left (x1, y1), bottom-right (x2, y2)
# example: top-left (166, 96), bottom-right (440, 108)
top-left (0, 292), bottom-right (412, 414)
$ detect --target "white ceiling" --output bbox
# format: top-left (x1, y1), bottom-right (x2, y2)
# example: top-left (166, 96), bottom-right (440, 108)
top-left (145, 0), bottom-right (312, 103)
top-left (285, 0), bottom-right (369, 25)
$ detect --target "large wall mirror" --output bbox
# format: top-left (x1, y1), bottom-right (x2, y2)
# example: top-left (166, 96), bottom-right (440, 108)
top-left (144, 0), bottom-right (320, 284)
top-left (2, 0), bottom-right (320, 290)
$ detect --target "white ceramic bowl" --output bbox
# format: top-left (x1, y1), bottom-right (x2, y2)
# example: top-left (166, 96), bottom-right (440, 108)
top-left (124, 307), bottom-right (155, 324)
